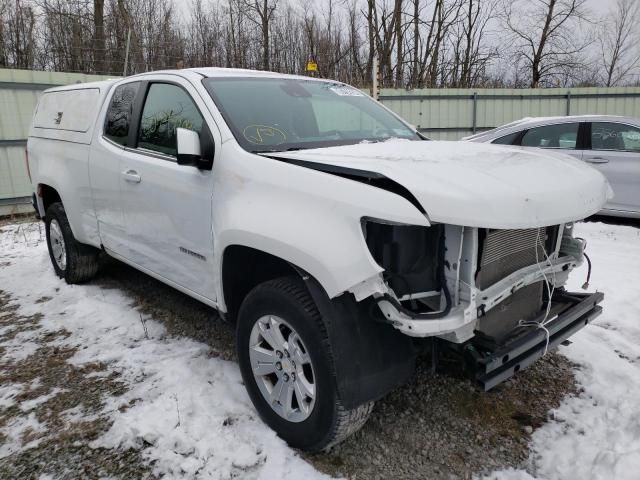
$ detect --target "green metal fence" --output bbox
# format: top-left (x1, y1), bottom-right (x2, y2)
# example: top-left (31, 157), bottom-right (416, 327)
top-left (379, 87), bottom-right (640, 140)
top-left (2, 68), bottom-right (640, 214)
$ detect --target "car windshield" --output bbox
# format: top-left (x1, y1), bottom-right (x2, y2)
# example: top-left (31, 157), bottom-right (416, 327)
top-left (203, 77), bottom-right (420, 153)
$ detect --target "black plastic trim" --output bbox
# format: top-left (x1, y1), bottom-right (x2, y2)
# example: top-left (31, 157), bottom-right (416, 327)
top-left (576, 122), bottom-right (589, 150)
top-left (303, 275), bottom-right (417, 409)
top-left (31, 193), bottom-right (41, 219)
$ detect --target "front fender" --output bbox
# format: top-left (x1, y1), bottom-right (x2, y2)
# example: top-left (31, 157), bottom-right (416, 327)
top-left (211, 143), bottom-right (430, 303)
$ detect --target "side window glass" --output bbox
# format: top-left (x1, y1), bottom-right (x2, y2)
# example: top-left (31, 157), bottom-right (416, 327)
top-left (138, 83), bottom-right (204, 157)
top-left (521, 123), bottom-right (578, 149)
top-left (492, 131), bottom-right (520, 145)
top-left (104, 82), bottom-right (139, 145)
top-left (592, 122), bottom-right (640, 152)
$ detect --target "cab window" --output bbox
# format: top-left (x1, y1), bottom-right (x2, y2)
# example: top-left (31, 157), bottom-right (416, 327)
top-left (521, 123), bottom-right (579, 149)
top-left (104, 82), bottom-right (140, 146)
top-left (137, 83), bottom-right (204, 157)
top-left (591, 122), bottom-right (640, 152)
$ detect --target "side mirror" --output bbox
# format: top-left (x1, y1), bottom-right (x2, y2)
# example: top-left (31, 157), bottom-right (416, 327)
top-left (176, 127), bottom-right (202, 167)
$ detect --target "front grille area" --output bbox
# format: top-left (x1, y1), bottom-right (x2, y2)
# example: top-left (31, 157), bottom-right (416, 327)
top-left (476, 227), bottom-right (557, 290)
top-left (476, 282), bottom-right (544, 343)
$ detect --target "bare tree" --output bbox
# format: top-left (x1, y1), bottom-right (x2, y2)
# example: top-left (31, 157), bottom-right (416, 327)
top-left (393, 0), bottom-right (403, 87)
top-left (0, 0), bottom-right (610, 89)
top-left (503, 0), bottom-right (590, 87)
top-left (93, 0), bottom-right (105, 73)
top-left (449, 0), bottom-right (498, 87)
top-left (597, 0), bottom-right (640, 86)
top-left (243, 0), bottom-right (278, 70)
top-left (3, 0), bottom-right (38, 68)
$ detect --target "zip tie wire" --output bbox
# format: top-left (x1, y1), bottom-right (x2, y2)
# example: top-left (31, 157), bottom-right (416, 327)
top-left (519, 227), bottom-right (557, 356)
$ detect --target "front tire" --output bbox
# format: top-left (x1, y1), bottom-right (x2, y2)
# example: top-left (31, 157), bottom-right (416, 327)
top-left (45, 202), bottom-right (99, 284)
top-left (236, 276), bottom-right (373, 451)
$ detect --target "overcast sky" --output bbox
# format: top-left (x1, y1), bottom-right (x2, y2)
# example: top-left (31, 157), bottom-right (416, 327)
top-left (587, 0), bottom-right (617, 13)
top-left (172, 0), bottom-right (620, 19)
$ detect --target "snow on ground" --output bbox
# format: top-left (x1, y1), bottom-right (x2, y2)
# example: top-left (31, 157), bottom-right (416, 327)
top-left (0, 411), bottom-right (46, 458)
top-left (0, 223), bottom-right (329, 480)
top-left (487, 221), bottom-right (640, 480)
top-left (1, 220), bottom-right (639, 479)
top-left (0, 384), bottom-right (22, 410)
top-left (19, 388), bottom-right (65, 413)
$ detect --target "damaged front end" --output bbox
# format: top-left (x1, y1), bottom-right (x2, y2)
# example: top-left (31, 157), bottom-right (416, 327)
top-left (357, 219), bottom-right (603, 390)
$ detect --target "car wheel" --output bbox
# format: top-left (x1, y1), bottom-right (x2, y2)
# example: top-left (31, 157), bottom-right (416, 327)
top-left (237, 276), bottom-right (373, 451)
top-left (45, 202), bottom-right (99, 283)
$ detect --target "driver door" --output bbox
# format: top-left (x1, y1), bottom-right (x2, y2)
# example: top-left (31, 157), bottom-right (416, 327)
top-left (118, 79), bottom-right (217, 302)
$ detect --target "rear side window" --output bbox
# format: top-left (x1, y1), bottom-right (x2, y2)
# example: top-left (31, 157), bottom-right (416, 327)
top-left (104, 82), bottom-right (140, 146)
top-left (34, 88), bottom-right (100, 132)
top-left (521, 123), bottom-right (579, 149)
top-left (137, 83), bottom-right (204, 157)
top-left (591, 122), bottom-right (640, 152)
top-left (491, 131), bottom-right (520, 145)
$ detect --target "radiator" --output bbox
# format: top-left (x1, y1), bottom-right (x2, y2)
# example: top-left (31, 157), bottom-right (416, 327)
top-left (476, 227), bottom-right (554, 290)
top-left (474, 226), bottom-right (558, 343)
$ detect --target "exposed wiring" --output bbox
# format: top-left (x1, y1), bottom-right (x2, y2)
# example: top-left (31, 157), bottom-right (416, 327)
top-left (384, 272), bottom-right (417, 309)
top-left (574, 236), bottom-right (591, 290)
top-left (582, 252), bottom-right (592, 290)
top-left (379, 278), bottom-right (452, 320)
top-left (518, 228), bottom-right (556, 356)
top-left (378, 264), bottom-right (452, 320)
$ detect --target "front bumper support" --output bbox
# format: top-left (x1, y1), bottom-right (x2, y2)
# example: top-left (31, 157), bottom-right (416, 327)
top-left (468, 291), bottom-right (604, 391)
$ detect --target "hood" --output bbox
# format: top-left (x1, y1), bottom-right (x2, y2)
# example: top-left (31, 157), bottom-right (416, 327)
top-left (269, 139), bottom-right (612, 229)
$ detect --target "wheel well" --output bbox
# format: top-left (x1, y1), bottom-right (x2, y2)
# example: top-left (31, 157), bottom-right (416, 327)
top-left (39, 184), bottom-right (61, 215)
top-left (222, 245), bottom-right (300, 321)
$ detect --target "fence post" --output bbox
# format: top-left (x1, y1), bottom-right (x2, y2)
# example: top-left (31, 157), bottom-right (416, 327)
top-left (566, 90), bottom-right (571, 116)
top-left (372, 57), bottom-right (379, 101)
top-left (123, 29), bottom-right (132, 76)
top-left (472, 92), bottom-right (478, 134)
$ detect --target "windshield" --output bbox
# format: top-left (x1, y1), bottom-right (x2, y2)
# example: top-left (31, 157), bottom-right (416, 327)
top-left (203, 77), bottom-right (420, 153)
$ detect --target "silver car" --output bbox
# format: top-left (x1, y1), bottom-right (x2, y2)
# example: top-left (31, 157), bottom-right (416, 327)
top-left (464, 115), bottom-right (640, 219)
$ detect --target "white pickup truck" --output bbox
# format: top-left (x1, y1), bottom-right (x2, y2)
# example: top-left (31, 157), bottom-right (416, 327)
top-left (27, 68), bottom-right (610, 451)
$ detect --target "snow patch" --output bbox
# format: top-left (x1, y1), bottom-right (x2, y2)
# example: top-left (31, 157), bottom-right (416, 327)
top-left (0, 412), bottom-right (46, 459)
top-left (0, 383), bottom-right (23, 410)
top-left (61, 405), bottom-right (99, 425)
top-left (20, 388), bottom-right (65, 412)
top-left (0, 330), bottom-right (42, 362)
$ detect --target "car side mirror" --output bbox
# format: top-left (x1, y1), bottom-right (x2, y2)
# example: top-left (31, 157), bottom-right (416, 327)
top-left (176, 128), bottom-right (214, 170)
top-left (176, 128), bottom-right (201, 166)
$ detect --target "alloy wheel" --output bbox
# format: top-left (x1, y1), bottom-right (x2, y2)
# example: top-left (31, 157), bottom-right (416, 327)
top-left (249, 315), bottom-right (316, 422)
top-left (49, 219), bottom-right (67, 271)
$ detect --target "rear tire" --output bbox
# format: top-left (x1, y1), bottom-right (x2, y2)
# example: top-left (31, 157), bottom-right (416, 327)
top-left (236, 276), bottom-right (373, 451)
top-left (45, 202), bottom-right (99, 284)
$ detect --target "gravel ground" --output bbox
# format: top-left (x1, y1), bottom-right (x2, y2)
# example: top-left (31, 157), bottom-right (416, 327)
top-left (0, 215), bottom-right (579, 479)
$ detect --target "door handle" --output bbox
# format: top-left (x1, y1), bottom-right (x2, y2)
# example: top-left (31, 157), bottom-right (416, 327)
top-left (585, 157), bottom-right (609, 164)
top-left (122, 169), bottom-right (142, 183)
